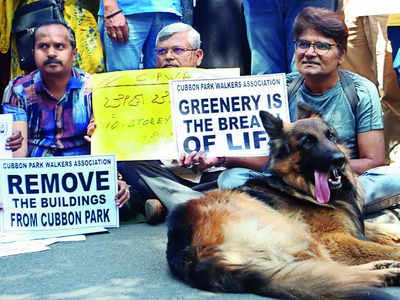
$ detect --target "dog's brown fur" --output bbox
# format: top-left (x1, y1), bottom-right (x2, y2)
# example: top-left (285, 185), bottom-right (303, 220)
top-left (167, 103), bottom-right (400, 299)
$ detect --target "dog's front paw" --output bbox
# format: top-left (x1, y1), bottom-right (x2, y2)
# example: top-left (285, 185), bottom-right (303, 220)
top-left (373, 260), bottom-right (400, 270)
top-left (370, 261), bottom-right (400, 286)
top-left (360, 260), bottom-right (400, 271)
top-left (381, 268), bottom-right (400, 286)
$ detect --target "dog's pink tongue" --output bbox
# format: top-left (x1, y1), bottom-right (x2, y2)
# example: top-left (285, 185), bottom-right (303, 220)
top-left (314, 171), bottom-right (330, 204)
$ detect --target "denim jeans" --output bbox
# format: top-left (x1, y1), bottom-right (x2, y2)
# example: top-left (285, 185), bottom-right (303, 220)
top-left (218, 167), bottom-right (266, 190)
top-left (242, 0), bottom-right (338, 74)
top-left (98, 12), bottom-right (180, 71)
top-left (218, 166), bottom-right (400, 214)
top-left (358, 165), bottom-right (400, 214)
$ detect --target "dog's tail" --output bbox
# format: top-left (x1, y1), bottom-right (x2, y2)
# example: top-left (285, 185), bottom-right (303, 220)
top-left (167, 204), bottom-right (396, 300)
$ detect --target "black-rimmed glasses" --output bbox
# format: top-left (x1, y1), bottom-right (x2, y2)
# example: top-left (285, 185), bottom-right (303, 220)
top-left (294, 39), bottom-right (337, 55)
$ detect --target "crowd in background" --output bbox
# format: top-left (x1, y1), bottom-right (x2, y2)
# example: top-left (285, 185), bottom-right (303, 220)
top-left (1, 1), bottom-right (400, 223)
top-left (0, 1), bottom-right (400, 160)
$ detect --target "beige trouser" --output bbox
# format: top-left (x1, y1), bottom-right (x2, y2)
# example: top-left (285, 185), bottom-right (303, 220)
top-left (341, 14), bottom-right (400, 102)
top-left (338, 6), bottom-right (400, 162)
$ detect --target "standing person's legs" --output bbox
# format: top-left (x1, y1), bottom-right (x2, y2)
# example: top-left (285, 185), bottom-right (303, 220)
top-left (341, 16), bottom-right (378, 85)
top-left (98, 14), bottom-right (154, 71)
top-left (387, 26), bottom-right (400, 85)
top-left (142, 12), bottom-right (181, 69)
top-left (378, 18), bottom-right (400, 163)
top-left (370, 14), bottom-right (400, 107)
top-left (242, 0), bottom-right (286, 74)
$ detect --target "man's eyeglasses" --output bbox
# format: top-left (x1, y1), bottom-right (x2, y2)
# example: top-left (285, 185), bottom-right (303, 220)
top-left (154, 47), bottom-right (197, 56)
top-left (294, 39), bottom-right (337, 55)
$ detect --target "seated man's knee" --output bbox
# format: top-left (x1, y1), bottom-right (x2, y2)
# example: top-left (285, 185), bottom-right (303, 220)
top-left (218, 168), bottom-right (259, 190)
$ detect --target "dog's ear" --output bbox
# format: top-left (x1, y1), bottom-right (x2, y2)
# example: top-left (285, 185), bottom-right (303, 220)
top-left (259, 110), bottom-right (283, 139)
top-left (297, 101), bottom-right (321, 120)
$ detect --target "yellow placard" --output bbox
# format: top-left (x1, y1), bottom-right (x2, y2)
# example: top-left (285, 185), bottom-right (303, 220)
top-left (91, 68), bottom-right (239, 161)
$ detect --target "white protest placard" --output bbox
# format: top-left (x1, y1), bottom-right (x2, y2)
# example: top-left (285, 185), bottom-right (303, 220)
top-left (169, 74), bottom-right (289, 157)
top-left (0, 114), bottom-right (13, 158)
top-left (0, 155), bottom-right (119, 234)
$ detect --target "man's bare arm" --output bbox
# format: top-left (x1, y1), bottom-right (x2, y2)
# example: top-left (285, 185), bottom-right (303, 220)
top-left (350, 130), bottom-right (385, 175)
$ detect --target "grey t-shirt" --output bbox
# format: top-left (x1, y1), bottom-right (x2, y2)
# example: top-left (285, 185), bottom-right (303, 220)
top-left (286, 71), bottom-right (383, 159)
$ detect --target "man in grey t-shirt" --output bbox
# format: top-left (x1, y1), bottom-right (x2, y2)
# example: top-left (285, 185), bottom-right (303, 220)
top-left (219, 7), bottom-right (400, 217)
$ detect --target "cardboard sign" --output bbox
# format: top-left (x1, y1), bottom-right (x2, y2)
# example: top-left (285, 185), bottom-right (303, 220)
top-left (0, 155), bottom-right (119, 233)
top-left (169, 74), bottom-right (289, 157)
top-left (0, 114), bottom-right (13, 158)
top-left (91, 68), bottom-right (239, 161)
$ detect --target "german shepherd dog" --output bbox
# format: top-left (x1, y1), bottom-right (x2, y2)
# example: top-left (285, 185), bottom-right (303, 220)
top-left (167, 102), bottom-right (400, 300)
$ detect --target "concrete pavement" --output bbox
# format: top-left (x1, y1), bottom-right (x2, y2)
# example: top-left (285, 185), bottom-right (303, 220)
top-left (1, 221), bottom-right (400, 300)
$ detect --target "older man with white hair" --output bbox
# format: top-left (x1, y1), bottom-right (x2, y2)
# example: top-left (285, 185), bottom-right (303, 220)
top-left (115, 23), bottom-right (216, 224)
